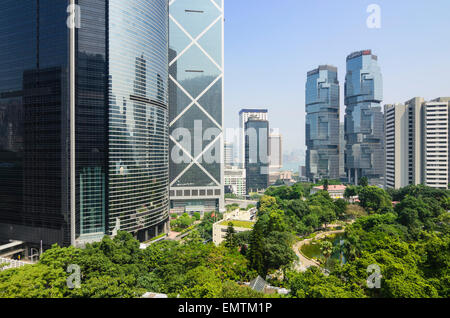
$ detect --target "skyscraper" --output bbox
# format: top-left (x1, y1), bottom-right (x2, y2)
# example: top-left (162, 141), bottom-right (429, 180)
top-left (384, 97), bottom-right (450, 189)
top-left (339, 122), bottom-right (346, 178)
top-left (169, 0), bottom-right (224, 214)
top-left (239, 109), bottom-right (268, 168)
top-left (268, 130), bottom-right (283, 184)
top-left (224, 142), bottom-right (234, 167)
top-left (384, 103), bottom-right (410, 189)
top-left (245, 117), bottom-right (269, 193)
top-left (345, 50), bottom-right (384, 185)
top-left (305, 65), bottom-right (340, 181)
top-left (0, 0), bottom-right (170, 247)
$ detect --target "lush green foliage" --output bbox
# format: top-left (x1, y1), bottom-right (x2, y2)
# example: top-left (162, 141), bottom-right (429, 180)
top-left (197, 211), bottom-right (223, 241)
top-left (170, 213), bottom-right (195, 232)
top-left (1, 183), bottom-right (448, 299)
top-left (0, 231), bottom-right (259, 298)
top-left (282, 184), bottom-right (450, 298)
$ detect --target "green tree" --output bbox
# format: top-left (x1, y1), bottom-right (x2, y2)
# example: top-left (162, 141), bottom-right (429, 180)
top-left (359, 176), bottom-right (369, 187)
top-left (344, 185), bottom-right (358, 199)
top-left (358, 186), bottom-right (392, 214)
top-left (268, 209), bottom-right (288, 232)
top-left (257, 195), bottom-right (278, 215)
top-left (248, 221), bottom-right (265, 277)
top-left (179, 266), bottom-right (222, 298)
top-left (323, 179), bottom-right (329, 191)
top-left (224, 223), bottom-right (237, 249)
top-left (263, 232), bottom-right (296, 275)
top-left (0, 264), bottom-right (68, 298)
top-left (320, 240), bottom-right (333, 264)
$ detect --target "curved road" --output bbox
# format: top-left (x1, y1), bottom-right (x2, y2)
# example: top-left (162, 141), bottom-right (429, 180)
top-left (293, 228), bottom-right (345, 272)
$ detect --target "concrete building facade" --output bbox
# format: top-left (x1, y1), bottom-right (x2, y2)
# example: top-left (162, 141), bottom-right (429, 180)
top-left (384, 97), bottom-right (450, 189)
top-left (224, 166), bottom-right (246, 197)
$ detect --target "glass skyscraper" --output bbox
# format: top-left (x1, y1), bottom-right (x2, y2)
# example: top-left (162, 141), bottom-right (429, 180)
top-left (305, 65), bottom-right (340, 181)
top-left (169, 0), bottom-right (224, 214)
top-left (344, 50), bottom-right (384, 185)
top-left (0, 0), bottom-right (169, 247)
top-left (245, 118), bottom-right (269, 193)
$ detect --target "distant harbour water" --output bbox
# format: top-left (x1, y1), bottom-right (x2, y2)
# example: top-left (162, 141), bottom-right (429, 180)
top-left (281, 162), bottom-right (304, 172)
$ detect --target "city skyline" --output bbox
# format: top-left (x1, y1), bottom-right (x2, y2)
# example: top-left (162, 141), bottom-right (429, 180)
top-left (224, 0), bottom-right (450, 153)
top-left (0, 0), bottom-right (448, 303)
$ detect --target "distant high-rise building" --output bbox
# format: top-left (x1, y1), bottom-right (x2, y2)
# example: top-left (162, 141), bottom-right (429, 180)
top-left (299, 166), bottom-right (307, 181)
top-left (268, 130), bottom-right (283, 184)
top-left (423, 98), bottom-right (450, 189)
top-left (0, 0), bottom-right (170, 247)
top-left (224, 166), bottom-right (246, 197)
top-left (224, 142), bottom-right (234, 167)
top-left (269, 130), bottom-right (283, 169)
top-left (305, 65), bottom-right (340, 181)
top-left (239, 109), bottom-right (268, 168)
top-left (339, 123), bottom-right (346, 178)
top-left (384, 97), bottom-right (450, 189)
top-left (245, 117), bottom-right (269, 193)
top-left (168, 0), bottom-right (225, 214)
top-left (345, 50), bottom-right (384, 186)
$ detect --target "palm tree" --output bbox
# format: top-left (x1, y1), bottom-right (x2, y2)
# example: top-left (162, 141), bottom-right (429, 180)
top-left (320, 240), bottom-right (333, 264)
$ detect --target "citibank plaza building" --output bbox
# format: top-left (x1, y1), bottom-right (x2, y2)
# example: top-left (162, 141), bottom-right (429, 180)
top-left (0, 0), bottom-right (170, 247)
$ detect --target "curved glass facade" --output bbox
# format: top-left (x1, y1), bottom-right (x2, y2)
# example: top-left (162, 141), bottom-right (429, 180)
top-left (107, 0), bottom-right (169, 239)
top-left (344, 50), bottom-right (384, 185)
top-left (0, 0), bottom-right (169, 247)
top-left (305, 65), bottom-right (340, 181)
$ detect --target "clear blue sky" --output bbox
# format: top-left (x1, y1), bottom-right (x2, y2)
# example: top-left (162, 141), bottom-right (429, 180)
top-left (224, 0), bottom-right (450, 153)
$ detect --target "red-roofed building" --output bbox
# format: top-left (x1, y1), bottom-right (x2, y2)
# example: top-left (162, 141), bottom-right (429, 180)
top-left (310, 185), bottom-right (347, 199)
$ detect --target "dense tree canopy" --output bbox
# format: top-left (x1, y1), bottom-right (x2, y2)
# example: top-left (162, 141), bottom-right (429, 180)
top-left (1, 183), bottom-right (448, 299)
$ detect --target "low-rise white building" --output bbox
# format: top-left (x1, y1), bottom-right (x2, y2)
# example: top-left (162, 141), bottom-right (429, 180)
top-left (212, 219), bottom-right (255, 246)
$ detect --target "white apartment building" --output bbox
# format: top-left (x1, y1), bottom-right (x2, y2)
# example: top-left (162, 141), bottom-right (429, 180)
top-left (423, 99), bottom-right (449, 188)
top-left (384, 104), bottom-right (409, 189)
top-left (224, 166), bottom-right (246, 197)
top-left (384, 97), bottom-right (450, 189)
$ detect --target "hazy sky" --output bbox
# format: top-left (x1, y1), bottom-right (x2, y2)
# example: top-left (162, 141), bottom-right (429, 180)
top-left (224, 0), bottom-right (450, 153)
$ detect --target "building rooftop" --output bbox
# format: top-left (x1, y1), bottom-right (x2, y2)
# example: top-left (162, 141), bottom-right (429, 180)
top-left (346, 50), bottom-right (378, 61)
top-left (239, 109), bottom-right (268, 114)
top-left (307, 65), bottom-right (338, 76)
top-left (313, 185), bottom-right (347, 191)
top-left (219, 220), bottom-right (255, 229)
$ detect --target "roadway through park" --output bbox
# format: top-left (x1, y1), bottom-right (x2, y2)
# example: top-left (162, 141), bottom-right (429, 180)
top-left (292, 225), bottom-right (347, 272)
